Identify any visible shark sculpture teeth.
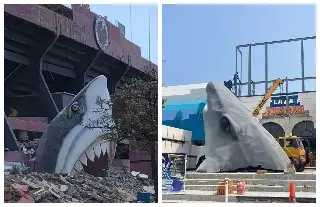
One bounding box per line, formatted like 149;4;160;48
86;148;95;162
94;144;102;158
74;161;83;172
79;154;88;166
101;142;107;155
71;140;109;173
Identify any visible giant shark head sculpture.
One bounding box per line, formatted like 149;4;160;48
197;82;290;172
35;75;116;174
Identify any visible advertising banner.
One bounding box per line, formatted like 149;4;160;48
162;153;186;192
263;94;309;117
270;94;300;107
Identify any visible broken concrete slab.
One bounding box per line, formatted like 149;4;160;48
138;174;149;179
60;185;68;192
143;186;155;194
11;183;29;192
18;197;33;203
4;171;154;203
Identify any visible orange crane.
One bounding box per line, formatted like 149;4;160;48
251;78;283;117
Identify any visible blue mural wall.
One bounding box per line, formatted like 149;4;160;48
162;99;206;141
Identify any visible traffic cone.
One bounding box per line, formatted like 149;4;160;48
288;182;296;203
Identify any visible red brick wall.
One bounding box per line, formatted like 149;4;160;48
129;141;158;179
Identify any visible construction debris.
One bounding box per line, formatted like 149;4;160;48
284;164;296;174
19;139;40;157
256;170;268;174
4;170;154;203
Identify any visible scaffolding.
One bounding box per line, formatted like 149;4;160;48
234;36;316;97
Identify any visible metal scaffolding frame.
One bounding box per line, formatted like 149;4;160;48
234;36;316;97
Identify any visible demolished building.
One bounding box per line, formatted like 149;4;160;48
4;4;157;178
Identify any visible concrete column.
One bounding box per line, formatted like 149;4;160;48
68;50;101;95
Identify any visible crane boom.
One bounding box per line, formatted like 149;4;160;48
252;78;283;117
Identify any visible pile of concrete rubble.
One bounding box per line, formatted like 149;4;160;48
19;139;40;157
4;169;154;203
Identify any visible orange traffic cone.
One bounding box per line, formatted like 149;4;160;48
289;182;296;203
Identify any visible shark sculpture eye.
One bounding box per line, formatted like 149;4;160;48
220;117;230;132
71;102;80;112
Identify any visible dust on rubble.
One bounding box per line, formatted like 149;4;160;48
4;170;154;203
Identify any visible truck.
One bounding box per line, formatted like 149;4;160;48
276;135;309;172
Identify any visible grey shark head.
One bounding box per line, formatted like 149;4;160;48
35;75;116;174
197;82;290;172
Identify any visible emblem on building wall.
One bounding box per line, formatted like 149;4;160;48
94;15;109;52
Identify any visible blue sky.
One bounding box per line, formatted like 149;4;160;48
65;4;158;65
163;4;316;95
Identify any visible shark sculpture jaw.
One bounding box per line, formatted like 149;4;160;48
196;82;290;173
35;75;116;174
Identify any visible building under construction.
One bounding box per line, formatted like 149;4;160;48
163;36;316;159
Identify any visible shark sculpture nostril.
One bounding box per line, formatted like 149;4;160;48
35;75;117;175
196;82;291;173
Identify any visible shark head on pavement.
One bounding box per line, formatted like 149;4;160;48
35;75;116;174
197;82;290;172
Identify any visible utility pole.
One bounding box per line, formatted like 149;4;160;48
286;77;289;117
148;6;151;72
130;4;132;42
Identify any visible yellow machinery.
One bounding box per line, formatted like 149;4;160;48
276;135;307;172
252;78;283;117
249;78;311;171
300;138;316;167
